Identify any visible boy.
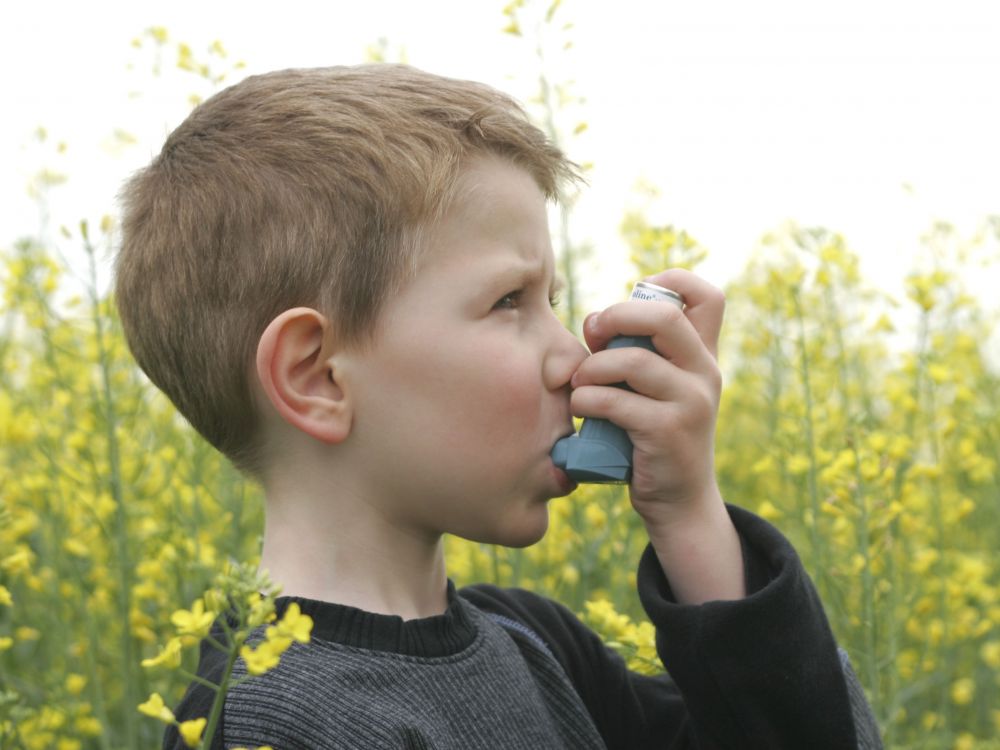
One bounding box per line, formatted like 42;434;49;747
115;64;880;748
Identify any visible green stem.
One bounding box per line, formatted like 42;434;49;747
821;284;880;718
84;232;139;746
791;288;828;582
201;646;240;748
178;669;223;692
913;308;951;731
70;559;115;750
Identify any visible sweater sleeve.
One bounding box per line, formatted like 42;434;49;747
462;503;876;750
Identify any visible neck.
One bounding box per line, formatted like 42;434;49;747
259;480;449;621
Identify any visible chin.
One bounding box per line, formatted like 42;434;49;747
496;507;550;549
460;505;549;549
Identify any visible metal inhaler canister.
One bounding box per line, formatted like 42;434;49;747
550;281;685;483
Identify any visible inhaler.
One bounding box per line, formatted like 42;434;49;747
550;281;686;483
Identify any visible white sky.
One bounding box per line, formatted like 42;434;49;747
2;0;999;318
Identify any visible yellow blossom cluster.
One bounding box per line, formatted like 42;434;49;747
0;234;281;747
715;223;1000;748
137;565;311;747
581;599;659;675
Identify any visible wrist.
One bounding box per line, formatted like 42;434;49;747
635;479;725;533
642;488;746;604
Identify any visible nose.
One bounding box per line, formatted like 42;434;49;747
543;315;589;391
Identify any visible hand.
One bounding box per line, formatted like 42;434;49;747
570;269;725;527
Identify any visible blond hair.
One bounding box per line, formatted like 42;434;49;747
115;64;578;481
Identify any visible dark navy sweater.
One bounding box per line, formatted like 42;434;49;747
164;505;881;748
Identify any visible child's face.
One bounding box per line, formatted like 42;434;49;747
342;155;588;547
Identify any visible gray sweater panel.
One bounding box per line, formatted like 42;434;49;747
223;604;606;749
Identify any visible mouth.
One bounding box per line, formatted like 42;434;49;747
550;461;578;495
546;424;579;493
554;425;577;443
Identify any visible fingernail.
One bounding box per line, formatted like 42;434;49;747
586;313;600;332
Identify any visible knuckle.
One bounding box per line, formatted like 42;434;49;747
694;379;719;417
704;283;726;305
659;303;684;324
624;347;649;371
705;362;723;393
571;385;618;415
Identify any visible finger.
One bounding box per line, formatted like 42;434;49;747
583;299;717;375
570;384;701;438
571;378;718;436
640;269;725;359
570;384;663;433
571;346;690;401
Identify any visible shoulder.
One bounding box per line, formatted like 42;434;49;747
458;583;620;686
459;583;590;646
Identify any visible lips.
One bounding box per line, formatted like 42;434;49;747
549;455;578;494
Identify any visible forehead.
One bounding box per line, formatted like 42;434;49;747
417;156;554;274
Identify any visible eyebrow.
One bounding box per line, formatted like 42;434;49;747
488;264;565;294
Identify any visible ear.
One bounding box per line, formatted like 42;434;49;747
255;307;352;445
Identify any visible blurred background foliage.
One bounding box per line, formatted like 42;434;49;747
2;2;999;748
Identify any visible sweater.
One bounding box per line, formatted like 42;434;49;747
164;505;882;749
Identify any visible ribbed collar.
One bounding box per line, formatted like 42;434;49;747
272;580;479;658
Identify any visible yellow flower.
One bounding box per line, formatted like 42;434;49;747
583;503;607;528
0;637;12;652
240;641;283;676
178;717;207;748
756;501;781;521
911;548;939;575
560;564;580;587
75;715;102;736
786;454;811;476
1;548;32;575
980;641;1000;669
137;692;175;724
247;592;276;628
65;673;87;695
142;637;183;670
583;599;632;640
14;626;39;642
171;599;215;639
0;585;11;606
63;538;90;558
272;602;313;644
951;677;975;706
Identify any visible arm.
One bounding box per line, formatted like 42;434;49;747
638;504;865;748
641;482;745;604
571;269;745;604
565;269;880;746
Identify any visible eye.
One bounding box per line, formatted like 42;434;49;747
492;290;562;311
493;290;523;310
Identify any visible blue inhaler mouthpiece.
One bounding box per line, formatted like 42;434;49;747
551;281;685;484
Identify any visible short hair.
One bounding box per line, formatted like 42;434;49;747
115;64;578;482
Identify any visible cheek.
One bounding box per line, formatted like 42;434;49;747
467;346;542;428
377;332;544;458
